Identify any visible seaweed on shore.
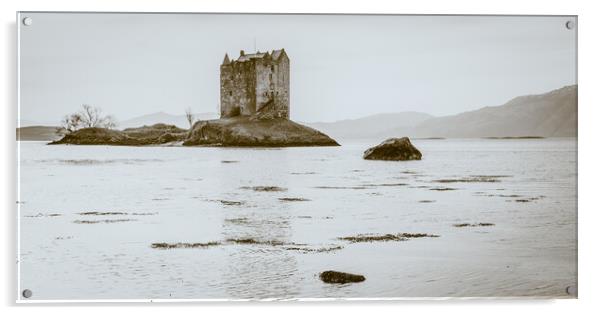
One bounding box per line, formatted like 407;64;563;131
285;245;343;253
151;238;344;253
240;186;287;192
151;241;221;249
24;213;61;218
400;170;419;175
279;197;311;202
399;233;440;238
216;200;246;206
361;183;408;187
78;211;128;216
225;238;286;246
338;232;439;243
429;187;458;191
224;217;250;225
453;223;495;227
514;196;544;202
314;186;371;190
73;219;136;224
433;176;504;183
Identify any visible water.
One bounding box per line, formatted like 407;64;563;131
18;138;577;300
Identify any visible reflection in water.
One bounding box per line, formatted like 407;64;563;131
220;205;300;299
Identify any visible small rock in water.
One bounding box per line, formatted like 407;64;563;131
319;270;365;284
363;137;422;161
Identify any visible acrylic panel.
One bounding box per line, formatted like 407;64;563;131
16;12;577;301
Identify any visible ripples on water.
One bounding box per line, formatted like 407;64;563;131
18;139;577;299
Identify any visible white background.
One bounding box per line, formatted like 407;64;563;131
2;0;601;314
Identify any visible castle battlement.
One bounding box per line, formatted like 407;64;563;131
220;49;290;119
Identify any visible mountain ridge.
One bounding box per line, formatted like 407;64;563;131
308;85;576;139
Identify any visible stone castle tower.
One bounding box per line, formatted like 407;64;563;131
220;49;290;119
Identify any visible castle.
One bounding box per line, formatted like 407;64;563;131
220;49;290;119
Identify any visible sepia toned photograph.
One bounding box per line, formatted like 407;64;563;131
16;12;577;301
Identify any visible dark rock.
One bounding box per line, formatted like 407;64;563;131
363;137;422;161
183;117;339;147
319;270;366;284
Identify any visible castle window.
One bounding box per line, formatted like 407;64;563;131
269;73;273;80
229;91;232;96
271;65;275;71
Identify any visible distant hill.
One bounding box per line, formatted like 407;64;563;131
17;126;65;141
306;112;434;140
308;85;577;139
409;85;577;138
119;112;218;129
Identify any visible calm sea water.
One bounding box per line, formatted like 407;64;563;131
18;138;577;300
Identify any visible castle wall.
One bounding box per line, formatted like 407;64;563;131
273;57;290;119
254;61;272;112
254;55;290;118
220;60;257;117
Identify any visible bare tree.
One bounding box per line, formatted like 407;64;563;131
103;115;118;130
60;104;117;133
60;113;83;133
185;107;195;128
80;104;103;128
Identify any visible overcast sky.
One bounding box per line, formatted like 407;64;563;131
19;13;576;124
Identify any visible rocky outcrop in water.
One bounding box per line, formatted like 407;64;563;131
319;270;366;284
49;124;188;145
49;118;339;147
183;117;339;147
363;137;422;161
